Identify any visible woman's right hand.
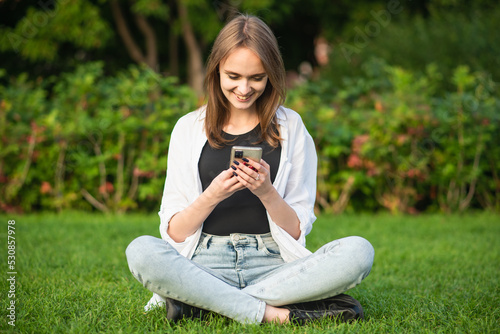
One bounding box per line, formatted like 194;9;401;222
205;168;245;203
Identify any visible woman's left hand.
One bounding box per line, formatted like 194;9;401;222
233;157;301;239
231;158;273;198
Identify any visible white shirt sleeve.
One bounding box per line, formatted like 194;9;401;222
282;110;317;246
269;108;317;255
157;113;202;255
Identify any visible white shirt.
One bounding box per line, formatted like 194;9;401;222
146;105;318;310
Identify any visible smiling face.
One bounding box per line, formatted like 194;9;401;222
219;47;269;114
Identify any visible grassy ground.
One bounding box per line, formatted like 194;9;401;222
0;212;499;333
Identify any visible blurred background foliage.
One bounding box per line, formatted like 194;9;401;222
0;0;498;214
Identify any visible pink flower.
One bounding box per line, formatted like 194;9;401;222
99;182;114;194
347;154;363;169
352;135;370;154
133;167;155;178
40;181;52;194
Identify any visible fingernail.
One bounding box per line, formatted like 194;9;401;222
233;160;240;165
231;165;237;170
232;171;238;177
242;158;249;162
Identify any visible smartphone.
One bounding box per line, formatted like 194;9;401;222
229;146;262;168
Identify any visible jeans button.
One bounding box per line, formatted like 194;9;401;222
233;235;240;241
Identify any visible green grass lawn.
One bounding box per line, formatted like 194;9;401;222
1;212;499;333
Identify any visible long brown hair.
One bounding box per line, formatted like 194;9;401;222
204;14;286;148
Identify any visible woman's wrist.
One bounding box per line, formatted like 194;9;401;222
259;187;301;239
203;184;226;205
257;186;279;205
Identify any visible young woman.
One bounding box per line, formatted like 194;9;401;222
126;14;374;325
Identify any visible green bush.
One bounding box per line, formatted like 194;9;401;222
288;59;500;214
1;59;498;214
0;62;197;213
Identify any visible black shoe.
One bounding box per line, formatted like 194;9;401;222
165;298;209;322
285;293;364;325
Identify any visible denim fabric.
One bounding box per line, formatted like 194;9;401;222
126;232;374;324
190;233;286;289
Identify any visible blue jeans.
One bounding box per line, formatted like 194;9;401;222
126;232;374;324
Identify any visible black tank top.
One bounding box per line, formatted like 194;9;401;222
198;125;281;235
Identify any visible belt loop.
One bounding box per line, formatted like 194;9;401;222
255;235;265;251
201;233;211;249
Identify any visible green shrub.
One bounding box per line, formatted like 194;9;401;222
0;62;197;213
0;69;48;211
1;59;498;214
289;59;500;214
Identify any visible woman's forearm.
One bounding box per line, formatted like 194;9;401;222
167;169;244;242
259;188;300;240
167;191;219;242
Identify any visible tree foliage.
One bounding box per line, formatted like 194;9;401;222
0;0;111;62
1;0;495;86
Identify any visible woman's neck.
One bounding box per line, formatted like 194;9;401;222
223;110;259;135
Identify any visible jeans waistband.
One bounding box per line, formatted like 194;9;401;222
200;232;274;249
